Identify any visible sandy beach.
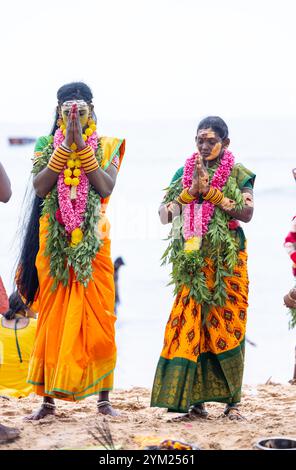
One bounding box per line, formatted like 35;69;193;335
1;383;295;450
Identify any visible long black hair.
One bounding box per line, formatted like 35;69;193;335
3;291;28;320
197;116;229;140
17;82;94;305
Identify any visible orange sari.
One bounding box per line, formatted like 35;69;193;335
27;136;125;401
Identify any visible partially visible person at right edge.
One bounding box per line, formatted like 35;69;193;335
282;171;296;374
151;116;255;420
0;161;20;444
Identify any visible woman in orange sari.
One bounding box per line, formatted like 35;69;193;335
17;82;125;420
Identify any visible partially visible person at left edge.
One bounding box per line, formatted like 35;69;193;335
16;82;125;420
0;161;20;444
0;291;37;398
0;162;11;314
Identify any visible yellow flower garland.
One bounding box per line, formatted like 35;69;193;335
58;119;97;187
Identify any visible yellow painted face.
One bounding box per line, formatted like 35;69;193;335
196;128;223;161
206;142;222;161
61;100;90;128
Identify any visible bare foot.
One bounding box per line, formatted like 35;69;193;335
171;405;209;422
0;424;20;443
97;402;120;417
223;406;246;421
24;404;55;421
190;404;209;418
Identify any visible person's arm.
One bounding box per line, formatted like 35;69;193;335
33;167;59;198
86;164;118;198
159;201;182;225
219;188;254;223
0;162;12;202
33;108;76;198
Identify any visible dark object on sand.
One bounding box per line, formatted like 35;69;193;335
8;137;35;146
0;424;20;444
114;257;125;314
255;437;296;450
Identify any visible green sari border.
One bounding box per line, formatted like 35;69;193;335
152;339;245;410
27;380;44;386
27;368;114;397
43;387;113;401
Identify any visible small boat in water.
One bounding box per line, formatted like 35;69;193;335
8;137;36;145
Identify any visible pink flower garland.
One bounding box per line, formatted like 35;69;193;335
53;128;98;235
57;171;89;234
182;150;235;240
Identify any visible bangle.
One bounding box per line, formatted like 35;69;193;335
203;187;224;205
61;143;71;152
47;146;71;173
203;187;215;200
77;145;99;174
175;188;196;205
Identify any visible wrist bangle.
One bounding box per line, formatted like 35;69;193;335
77;145;99;173
176;188;197;205
203;187;224;205
47;146;71;173
61;143;71;152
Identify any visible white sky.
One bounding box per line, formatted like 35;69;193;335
1;0;296;122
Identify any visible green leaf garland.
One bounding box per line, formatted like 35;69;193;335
32;139;104;289
162;166;244;308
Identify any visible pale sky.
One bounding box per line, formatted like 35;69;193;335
1;0;295;122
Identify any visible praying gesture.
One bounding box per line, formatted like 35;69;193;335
189;154;210;197
63;103;86;151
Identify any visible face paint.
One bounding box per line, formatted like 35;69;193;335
199;130;216;139
196;128;225;162
61;100;90;127
205;142;222;161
